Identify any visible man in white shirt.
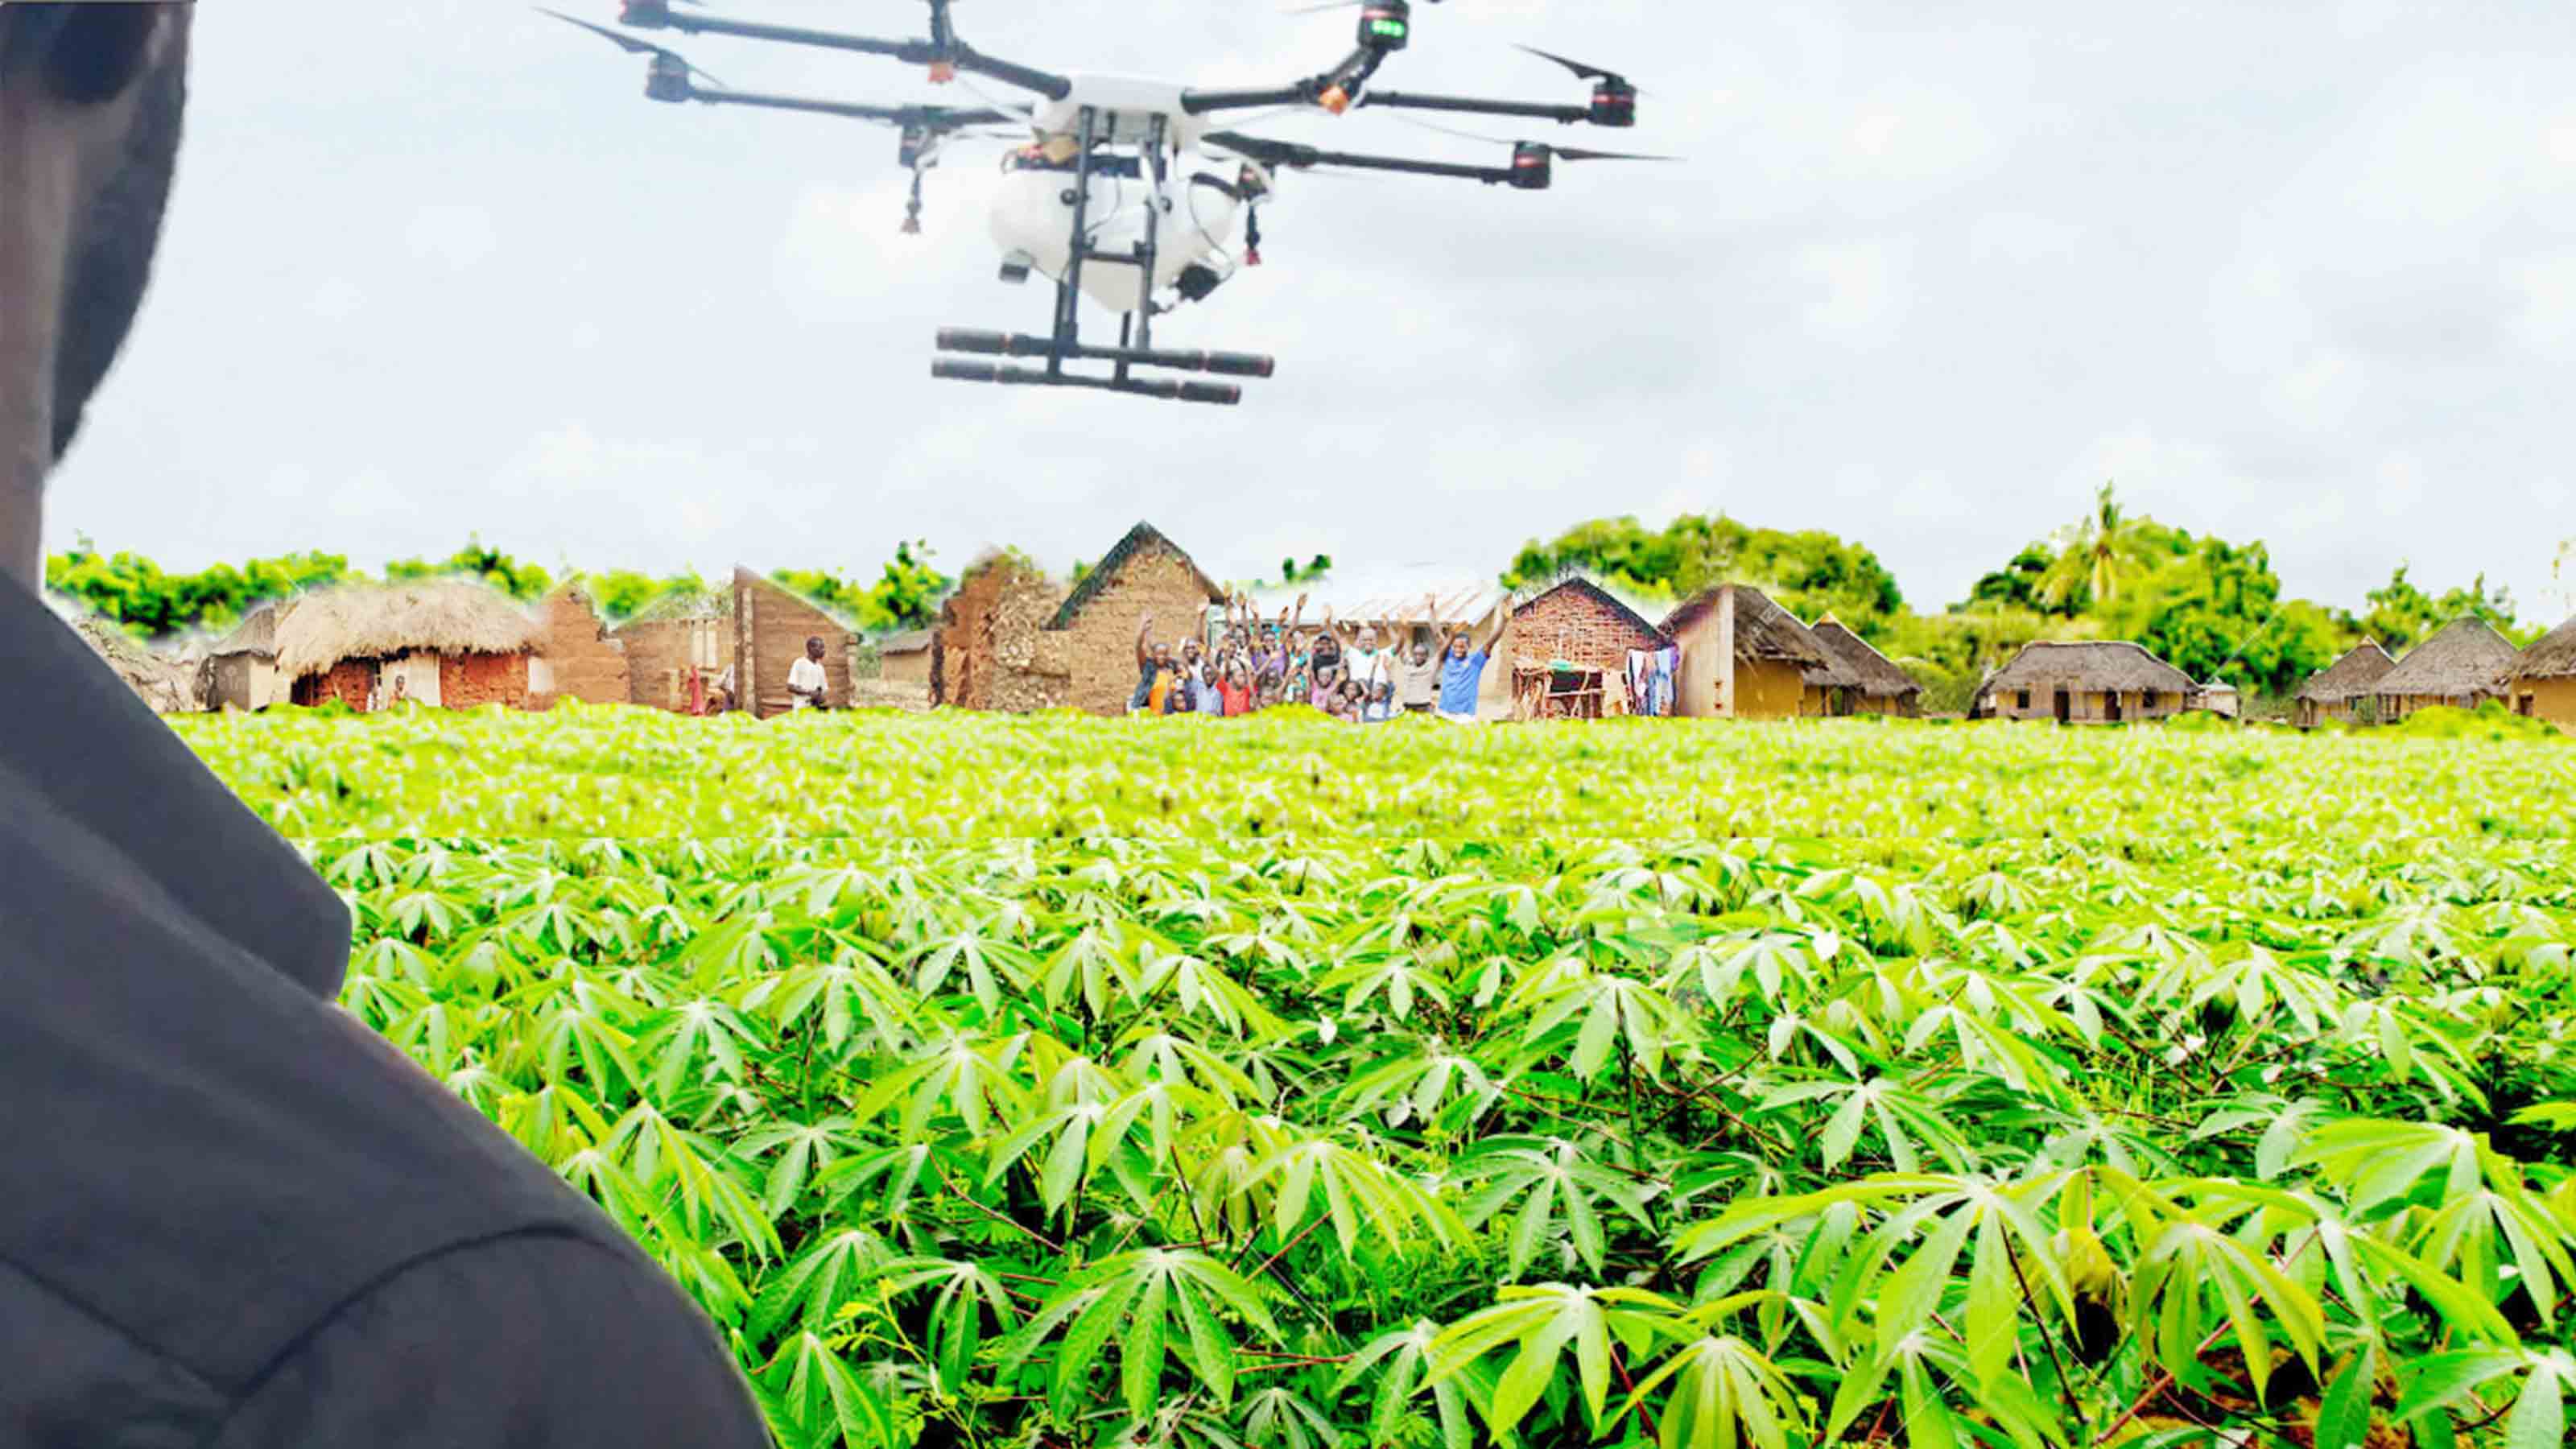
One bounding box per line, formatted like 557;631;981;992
786;636;831;711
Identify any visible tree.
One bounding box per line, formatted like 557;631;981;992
1965;546;2059;616
44;537;353;638
2360;564;2519;652
2102;537;2347;694
2033;481;2168;613
1505;513;1904;622
586;568;711;622
771;542;953;634
385;536;554;601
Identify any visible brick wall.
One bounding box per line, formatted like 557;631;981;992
614;617;724;711
296;659;375;709
440;650;530;709
1046;543;1219;716
1509;584;1665;673
530;584;630;708
733;568;852;717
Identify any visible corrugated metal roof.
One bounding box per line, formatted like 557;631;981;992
1247;564;1509;628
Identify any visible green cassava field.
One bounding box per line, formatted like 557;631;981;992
178;707;2576;1449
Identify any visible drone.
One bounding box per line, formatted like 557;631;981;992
543;0;1670;405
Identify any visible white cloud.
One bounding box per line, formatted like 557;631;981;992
1892;472;1968;522
2374;456;2425;518
1968;212;2083;266
1794;241;1906;344
2268;351;2364;431
403;204;498;271
2510;253;2576;359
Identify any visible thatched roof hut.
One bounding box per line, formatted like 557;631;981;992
1659;584;1833;671
2510;617;2576;681
68;612;198;713
213;581;539;679
2373;617;2520;702
1971;640;2194;723
1810;617;1922;705
2295;639;2397;704
1978;640;2193;696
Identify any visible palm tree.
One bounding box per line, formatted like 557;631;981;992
2037;481;2157;612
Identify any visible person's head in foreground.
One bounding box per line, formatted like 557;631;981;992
1447;630;1474;660
1;4;189;584
0;9;775;1440
805;636;824;662
1154;642;1174;669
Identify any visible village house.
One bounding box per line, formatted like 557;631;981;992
1808;617;1922;717
1657;584;1836;720
2503;617;2576;729
1038;522;1227;716
526;579;631;708
1971;640;2194;724
204;581;538;712
932;549;1068;712
2186;681;2242;720
730;567;861;718
877;629;932;687
68;611;199;714
1503;576;1672;720
2293;640;2396;729
2370;617;2522;724
612;587;730;712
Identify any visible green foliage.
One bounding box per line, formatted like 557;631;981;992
588;568;713;622
2363;564;2526;651
386;535;555;601
44;535;353;638
774;542;955;634
1503;514;1904;622
172;709;2576;1449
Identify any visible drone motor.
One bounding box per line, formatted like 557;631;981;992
1358;2;1410;54
1508;141;1551;190
1589;78;1636;128
645;52;690;102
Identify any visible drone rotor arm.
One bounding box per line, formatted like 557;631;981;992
1203;131;1509;184
1353;91;1588;124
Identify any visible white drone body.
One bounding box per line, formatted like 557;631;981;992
549;0;1659;404
988;76;1258;315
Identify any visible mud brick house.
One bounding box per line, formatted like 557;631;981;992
731;566;861;718
1970;640;2194;724
526;580;631;708
932;550;1069;712
2293;641;2397;729
1809;617;1922;717
2370;616;2523;724
877;629;932;686
204;582;538;712
1504;577;1671;720
613;588;731;712
1038;522;1226;716
2504;617;2576;729
1657;584;1837;720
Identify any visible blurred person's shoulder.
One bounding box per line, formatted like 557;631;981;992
0;591;766;1446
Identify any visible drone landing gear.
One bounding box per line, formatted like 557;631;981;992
930;103;1274;406
933;328;1272;404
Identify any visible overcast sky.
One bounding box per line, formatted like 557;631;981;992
39;0;2576;619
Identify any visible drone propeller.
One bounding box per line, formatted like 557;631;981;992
1546;145;1674;163
1384;114;1675;163
1514;43;1631;85
536;7;726;87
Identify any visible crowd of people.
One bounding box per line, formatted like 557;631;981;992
1129;592;1509;722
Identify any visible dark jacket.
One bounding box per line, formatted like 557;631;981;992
0;580;772;1447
